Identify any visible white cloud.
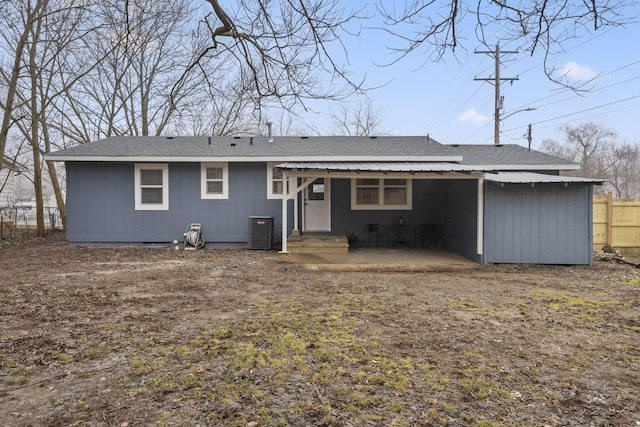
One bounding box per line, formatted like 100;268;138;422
558;61;598;81
456;109;490;125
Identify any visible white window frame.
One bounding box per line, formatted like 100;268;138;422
135;163;169;211
201;162;229;199
351;178;412;210
267;162;287;199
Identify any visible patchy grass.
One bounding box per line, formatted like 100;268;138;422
1;243;640;426
532;288;621;310
625;277;640;286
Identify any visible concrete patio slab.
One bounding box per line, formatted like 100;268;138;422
279;247;479;272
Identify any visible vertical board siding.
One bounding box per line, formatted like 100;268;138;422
443;180;478;261
331;178;444;247
484;183;592;265
66;162;287;245
66;161;594;264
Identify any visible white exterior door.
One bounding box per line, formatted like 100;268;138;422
304;178;331;231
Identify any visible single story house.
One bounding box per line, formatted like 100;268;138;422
45;135;602;264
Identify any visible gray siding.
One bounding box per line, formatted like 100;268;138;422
483;182;593;265
329;178;445;247
443;180;479;261
329;178;479;259
66;162;289;246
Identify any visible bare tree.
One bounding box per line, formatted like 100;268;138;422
331;98;386;136
541;122;617;176
179;74;261;136
261;110;323;136
180;0;368;112
55;0;203;143
1;0;636;237
561;122;617;177
0;0;48;169
597;143;640;198
540;122;640;197
377;0;635;86
173;0;638;125
8;0;94;235
540;138;573;161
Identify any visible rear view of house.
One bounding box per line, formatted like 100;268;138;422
46;135;602;265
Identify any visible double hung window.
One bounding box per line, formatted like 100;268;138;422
351;178;412;210
267;162;287;199
135;163;169;210
201;163;229;199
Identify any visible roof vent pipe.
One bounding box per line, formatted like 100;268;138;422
266;121;273;142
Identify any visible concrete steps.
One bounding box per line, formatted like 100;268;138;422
286;235;349;254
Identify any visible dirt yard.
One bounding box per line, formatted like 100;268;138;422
1;234;639;427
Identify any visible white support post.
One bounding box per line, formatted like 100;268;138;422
477;178;484;258
281;173;290;253
281;194;288;253
280;175;317;253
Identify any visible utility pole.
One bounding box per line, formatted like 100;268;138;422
526;124;532;150
474;43;518;145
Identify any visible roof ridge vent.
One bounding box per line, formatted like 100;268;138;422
369;136;378;139
300;136;309;139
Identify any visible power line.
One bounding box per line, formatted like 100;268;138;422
510;62;640;113
474;43;519;145
420;9;638;142
530;104;640;135
496;26;634;114
503;94;640;133
423;57;493;135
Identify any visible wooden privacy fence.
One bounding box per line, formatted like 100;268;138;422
593;193;640;254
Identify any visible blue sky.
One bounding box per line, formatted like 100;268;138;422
300;3;640;149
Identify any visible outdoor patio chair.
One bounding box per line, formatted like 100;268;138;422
414;223;445;247
366;223;390;248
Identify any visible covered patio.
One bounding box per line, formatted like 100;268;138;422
277;161;486;263
275;161;600;265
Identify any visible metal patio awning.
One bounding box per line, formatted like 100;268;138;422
276;161;479;173
277;163;603;184
484;172;604;184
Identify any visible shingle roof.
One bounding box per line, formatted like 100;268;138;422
45;136;579;170
46;135;457;160
444;144;575;167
